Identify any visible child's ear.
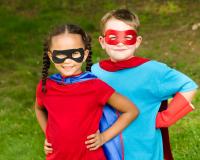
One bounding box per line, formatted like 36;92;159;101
47;51;53;62
98;36;106;49
83;49;89;62
135;36;142;49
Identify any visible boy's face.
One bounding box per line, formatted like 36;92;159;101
99;18;142;62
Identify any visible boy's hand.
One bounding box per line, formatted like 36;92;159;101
85;130;105;151
44;139;53;155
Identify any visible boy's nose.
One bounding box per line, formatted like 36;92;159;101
117;42;125;46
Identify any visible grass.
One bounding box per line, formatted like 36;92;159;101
0;0;199;159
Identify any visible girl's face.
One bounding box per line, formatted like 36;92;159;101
48;33;88;77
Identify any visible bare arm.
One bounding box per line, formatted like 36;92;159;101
86;92;139;150
101;92;139;143
180;90;196;104
34;100;48;133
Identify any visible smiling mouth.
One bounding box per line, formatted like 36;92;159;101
113;49;127;51
62;66;73;70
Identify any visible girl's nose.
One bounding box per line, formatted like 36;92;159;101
63;58;73;63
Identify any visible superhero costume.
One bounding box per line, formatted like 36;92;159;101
91;57;198;160
36;72;115;160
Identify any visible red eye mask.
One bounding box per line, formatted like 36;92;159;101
104;29;137;45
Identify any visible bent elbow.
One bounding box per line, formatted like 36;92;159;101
131;107;140;120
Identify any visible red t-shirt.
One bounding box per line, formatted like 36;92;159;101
36;78;115;160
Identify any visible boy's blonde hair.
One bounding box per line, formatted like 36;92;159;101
100;9;140;35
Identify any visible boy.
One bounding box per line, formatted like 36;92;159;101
91;9;197;160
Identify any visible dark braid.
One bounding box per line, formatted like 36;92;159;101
85;33;93;71
41;24;93;92
41;41;50;93
41;25;66;93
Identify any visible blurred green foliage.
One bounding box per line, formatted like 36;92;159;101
0;0;200;159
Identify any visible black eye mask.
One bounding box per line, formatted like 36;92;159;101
51;48;85;63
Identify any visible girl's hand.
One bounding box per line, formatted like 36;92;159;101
44;139;53;155
85;130;105;151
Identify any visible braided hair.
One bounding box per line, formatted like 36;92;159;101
41;24;93;92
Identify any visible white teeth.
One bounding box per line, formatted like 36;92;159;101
62;66;73;67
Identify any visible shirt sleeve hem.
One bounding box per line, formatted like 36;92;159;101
101;89;115;105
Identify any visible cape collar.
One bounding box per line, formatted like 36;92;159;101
99;56;150;72
49;71;97;85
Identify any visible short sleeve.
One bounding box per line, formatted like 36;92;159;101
36;80;44;107
95;79;115;105
158;64;198;100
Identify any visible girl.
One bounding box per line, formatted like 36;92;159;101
35;24;139;160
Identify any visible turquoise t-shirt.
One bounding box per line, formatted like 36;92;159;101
92;60;198;160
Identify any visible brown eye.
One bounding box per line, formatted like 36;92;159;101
72;51;81;58
125;35;133;40
55;54;67;59
109;35;117;40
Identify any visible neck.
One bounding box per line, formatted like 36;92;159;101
110;55;135;62
61;71;83;78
